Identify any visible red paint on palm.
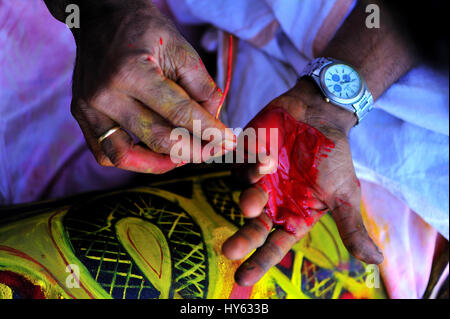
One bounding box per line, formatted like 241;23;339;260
246;107;334;234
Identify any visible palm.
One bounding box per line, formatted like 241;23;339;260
223;92;382;287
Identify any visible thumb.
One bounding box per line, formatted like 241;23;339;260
331;190;384;265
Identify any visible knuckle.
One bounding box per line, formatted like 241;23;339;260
147;132;170;153
264;241;284;263
89;89;110;109
246;223;266;247
341;229;361;244
167;101;193;127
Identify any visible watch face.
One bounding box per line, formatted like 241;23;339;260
321;63;363;102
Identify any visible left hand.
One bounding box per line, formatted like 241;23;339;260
222;78;383;286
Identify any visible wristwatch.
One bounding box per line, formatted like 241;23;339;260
299;57;374;124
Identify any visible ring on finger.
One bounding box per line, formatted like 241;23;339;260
97;126;121;144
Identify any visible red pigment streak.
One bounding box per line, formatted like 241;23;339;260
127;228;164;279
159;37;163;45
0;270;46;299
246;107;335;235
0;245;76;299
258;215;271;231
48;211;95;299
215;34;233;119
336;197;352;208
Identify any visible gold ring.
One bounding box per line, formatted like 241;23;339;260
97;126;121;144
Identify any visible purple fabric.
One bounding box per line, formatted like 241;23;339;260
0;0;133;205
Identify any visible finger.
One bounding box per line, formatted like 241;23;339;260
103;130;179;174
234;229;297;286
232;134;279;185
90;91;185;157
78;101;178;174
174;49;223;116
234;210;324;286
71;100;113;167
239;185;268;218
128;59;235;147
332;193;384;265
222;212;273;261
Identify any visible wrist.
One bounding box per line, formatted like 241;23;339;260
283;78;357;135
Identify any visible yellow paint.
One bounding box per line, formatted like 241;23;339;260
0;172;387;299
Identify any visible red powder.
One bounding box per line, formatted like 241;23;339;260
216;34;233;119
159;37;163;45
245;107;335;235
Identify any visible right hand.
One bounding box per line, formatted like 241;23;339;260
70;0;231;173
223;80;383;286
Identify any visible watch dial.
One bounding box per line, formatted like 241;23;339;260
323;64;362;100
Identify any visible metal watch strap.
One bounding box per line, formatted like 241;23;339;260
300;57;374;124
353;89;374;123
301;57;333;78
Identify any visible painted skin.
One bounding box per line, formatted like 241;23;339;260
223;80;383;287
250;107;335;236
47;0;232;173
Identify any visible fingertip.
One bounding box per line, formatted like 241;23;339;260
373;252;384;265
222;235;248;261
346;237;384;265
234;273;253;287
239;187;268;218
368;244;384;265
234;260;263;287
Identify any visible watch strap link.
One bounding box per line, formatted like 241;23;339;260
353;89;374;123
300;57;374;125
301;57;333;78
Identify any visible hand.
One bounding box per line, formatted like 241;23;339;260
222;78;383;286
69;1;230;173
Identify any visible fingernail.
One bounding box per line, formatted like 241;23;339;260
222;139;236;152
224;128;237;151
